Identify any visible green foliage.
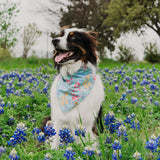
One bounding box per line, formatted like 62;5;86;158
22;23;42;58
116;44;135;63
0;47;11;61
0;0;20;49
105;0;160;38
144;42;160;63
59;0;115;54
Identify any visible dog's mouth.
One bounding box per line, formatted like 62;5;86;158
54;49;74;63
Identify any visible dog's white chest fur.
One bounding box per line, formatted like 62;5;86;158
50;61;104;148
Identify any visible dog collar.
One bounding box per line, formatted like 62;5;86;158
57;66;96;113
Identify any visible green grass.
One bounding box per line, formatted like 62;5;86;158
0;57;160;160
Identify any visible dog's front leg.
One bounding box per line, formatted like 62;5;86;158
51;122;60;149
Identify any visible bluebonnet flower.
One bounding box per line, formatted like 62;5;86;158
47;103;51;108
154;101;159;107
75;124;86;137
59;126;75;145
133;151;143;160
131;113;135;118
44;121;56;137
82;146;95;156
44;153;53;160
7;116;15;126
64;147;75;160
104;111;118;133
25;104;30;108
124;115;132;124
131;97;138;104
0;107;4;115
105;136;112;145
132;80;137;86
116;125;128;141
13;102;17;107
150;84;157;90
7;123;27;146
115;84;119;92
9;148;20;160
32;127;41;136
131;119;140;130
110;104;114;108
111;150;118;160
36;132;45;142
112;140;122;150
0;101;5;107
0;146;6;157
120;93;126;101
104;111;115;126
145;134;159;152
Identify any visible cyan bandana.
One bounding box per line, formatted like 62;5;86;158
57;66;96;113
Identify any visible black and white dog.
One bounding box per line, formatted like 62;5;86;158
50;28;104;148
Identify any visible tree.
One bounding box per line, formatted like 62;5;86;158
104;0;160;38
22;23;42;58
0;0;20;49
59;0;115;55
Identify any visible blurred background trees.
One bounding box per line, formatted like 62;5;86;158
0;0;160;63
22;23;42;58
0;0;20;49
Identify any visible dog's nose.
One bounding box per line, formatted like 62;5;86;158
52;38;60;46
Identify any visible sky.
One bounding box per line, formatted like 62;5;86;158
13;0;160;60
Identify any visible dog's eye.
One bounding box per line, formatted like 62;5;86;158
70;36;76;40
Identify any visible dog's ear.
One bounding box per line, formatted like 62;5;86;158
87;31;98;40
61;25;70;30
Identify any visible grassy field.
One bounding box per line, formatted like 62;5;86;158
0;58;160;160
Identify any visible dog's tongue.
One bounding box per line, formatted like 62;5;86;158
55;52;70;63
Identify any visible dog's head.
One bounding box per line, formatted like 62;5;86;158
52;28;98;70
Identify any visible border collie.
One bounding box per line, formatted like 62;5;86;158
50;28;104;148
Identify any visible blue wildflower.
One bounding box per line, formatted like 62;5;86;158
115;84;119;92
32;127;41;136
59;126;75;145
36;132;45;142
104;111;115;126
131;97;138;104
7;123;27;147
9;148;20;160
44;121;56;137
75;124;86;137
64;147;75;160
7;116;15;126
82;146;95;156
0;146;6;157
131;119;140;130
124;115;132;124
145;134;158;152
111;150;118;160
0;107;4;115
112;140;121;150
116;125;128;141
154;101;159;107
105;136;112;145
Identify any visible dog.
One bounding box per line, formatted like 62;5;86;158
50;28;104;148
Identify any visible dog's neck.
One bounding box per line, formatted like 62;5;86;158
59;60;96;78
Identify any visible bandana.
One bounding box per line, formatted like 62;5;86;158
57;66;96;113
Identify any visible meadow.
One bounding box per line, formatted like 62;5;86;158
0;57;160;160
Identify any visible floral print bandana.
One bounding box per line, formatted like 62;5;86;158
57;66;96;113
